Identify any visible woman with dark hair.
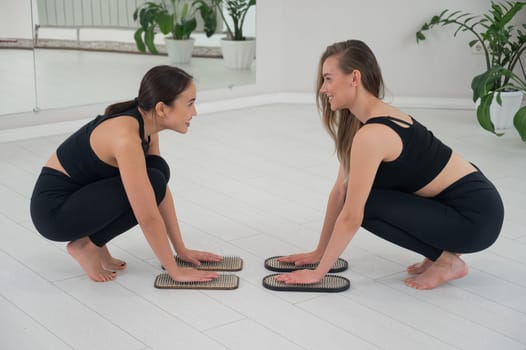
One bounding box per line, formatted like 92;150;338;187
30;65;220;283
276;40;504;290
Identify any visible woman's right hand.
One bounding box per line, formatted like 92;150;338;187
277;251;322;266
169;267;219;282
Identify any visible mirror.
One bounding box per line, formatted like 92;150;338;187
0;0;256;116
0;0;37;115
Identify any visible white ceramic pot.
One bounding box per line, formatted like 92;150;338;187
164;37;195;65
220;38;256;70
489;90;524;133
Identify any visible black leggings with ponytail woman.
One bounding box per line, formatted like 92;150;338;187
31;154;169;246
30;65;221;283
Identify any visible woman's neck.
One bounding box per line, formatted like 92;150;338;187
349;92;384;123
138;108;160;137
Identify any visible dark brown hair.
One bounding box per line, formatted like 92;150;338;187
104;65;194;115
316;40;384;178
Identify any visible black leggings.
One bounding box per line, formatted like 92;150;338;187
362;171;504;261
30;155;170;247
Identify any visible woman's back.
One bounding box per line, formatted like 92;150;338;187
52;108;148;184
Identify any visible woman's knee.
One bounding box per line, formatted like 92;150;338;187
147;168;168;204
457;222;502;254
146;155;170;182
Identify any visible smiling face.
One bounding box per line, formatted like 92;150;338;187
319;55;358;111
157;81;197;134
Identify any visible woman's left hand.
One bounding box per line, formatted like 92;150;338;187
177;249;222;266
274;269;324;284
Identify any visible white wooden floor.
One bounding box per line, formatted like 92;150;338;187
1;104;525;350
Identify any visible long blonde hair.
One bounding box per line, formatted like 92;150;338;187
316;40;384;178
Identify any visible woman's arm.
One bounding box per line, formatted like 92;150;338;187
113;125;217;281
278;165;347;265
314;165;348;256
158;187;222;264
276;125;387;284
147;133;221;265
145;134;187;251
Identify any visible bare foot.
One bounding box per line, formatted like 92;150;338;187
100;245;127;271
405;252;468;290
67;238;116;282
406;258;433;275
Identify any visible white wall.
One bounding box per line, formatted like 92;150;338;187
2;0;524;102
256;0;524;100
0;0;33;38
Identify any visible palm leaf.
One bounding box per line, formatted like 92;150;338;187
476;93;496;134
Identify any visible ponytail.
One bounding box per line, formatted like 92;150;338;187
103;65;193;116
104;99;137;116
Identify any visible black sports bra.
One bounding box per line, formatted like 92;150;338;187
365;116;452;192
56;107;150;185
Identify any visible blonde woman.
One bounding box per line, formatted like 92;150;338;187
277;40;504;290
31;66;220;283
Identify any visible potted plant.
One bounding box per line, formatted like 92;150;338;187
134;0;198;65
416;1;526;141
194;0;256;69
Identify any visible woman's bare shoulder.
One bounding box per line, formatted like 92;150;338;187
91;115;142;154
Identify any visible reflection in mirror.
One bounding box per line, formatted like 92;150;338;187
1;0;255;115
32;0;256;110
0;0;37;115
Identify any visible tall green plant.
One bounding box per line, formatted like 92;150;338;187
416;1;526;140
134;0;197;54
194;0;256;40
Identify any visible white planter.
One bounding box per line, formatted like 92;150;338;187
490;90;524;133
220;38;256;70
164;37;195;65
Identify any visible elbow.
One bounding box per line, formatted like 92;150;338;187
137;212;163;231
337;213;363;233
330;185;347;204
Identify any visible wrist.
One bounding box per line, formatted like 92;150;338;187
313;248;324;259
165;262;181;276
175;245;187;255
313;268;326;280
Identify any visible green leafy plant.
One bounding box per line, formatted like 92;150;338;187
134;0;197;54
193;0;256;41
416;1;526;140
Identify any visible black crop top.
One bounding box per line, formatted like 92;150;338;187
366;116;452;193
56;107;150;185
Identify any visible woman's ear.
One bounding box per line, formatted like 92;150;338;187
351;69;361;87
154;101;167;119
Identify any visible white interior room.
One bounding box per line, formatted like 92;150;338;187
1;1;525;349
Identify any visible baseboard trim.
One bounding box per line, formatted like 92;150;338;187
0;93;475;142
